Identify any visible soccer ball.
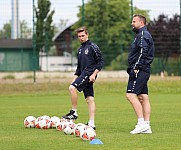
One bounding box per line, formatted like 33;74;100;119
56;119;68;131
35;116;51;129
50;116;60;128
63;122;75;135
73;123;86;137
35;116;43;129
41;115;51;120
80;126;96;141
24;116;36;128
38;118;51;129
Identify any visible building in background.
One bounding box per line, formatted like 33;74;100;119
53;24;74;56
40;23;78;72
0;39;39;71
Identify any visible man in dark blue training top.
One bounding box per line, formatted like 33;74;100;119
126;14;154;134
62;26;104;130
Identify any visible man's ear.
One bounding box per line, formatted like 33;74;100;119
140;21;144;27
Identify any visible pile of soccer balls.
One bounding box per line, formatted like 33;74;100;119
24;115;96;141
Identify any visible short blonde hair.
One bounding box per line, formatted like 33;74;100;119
75;26;88;34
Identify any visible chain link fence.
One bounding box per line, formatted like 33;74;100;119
0;0;180;76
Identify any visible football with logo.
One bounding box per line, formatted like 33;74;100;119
63;122;75;135
80;126;96;140
24;116;36;128
38;118;51;129
35;116;51;129
74;123;86;137
56;119;68;131
35;116;43;129
50;116;60;128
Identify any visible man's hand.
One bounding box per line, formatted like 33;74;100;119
89;74;96;82
89;69;100;83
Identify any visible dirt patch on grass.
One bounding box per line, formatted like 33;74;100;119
0;75;180;84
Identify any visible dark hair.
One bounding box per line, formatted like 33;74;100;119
75;26;88;34
133;14;146;25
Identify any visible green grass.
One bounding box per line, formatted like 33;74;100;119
0;78;181;150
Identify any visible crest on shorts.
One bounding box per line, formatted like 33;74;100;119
84;48;89;55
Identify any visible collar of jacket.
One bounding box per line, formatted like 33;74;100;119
81;40;91;46
136;26;147;34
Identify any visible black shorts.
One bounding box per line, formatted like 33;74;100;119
71;74;94;98
126;70;150;95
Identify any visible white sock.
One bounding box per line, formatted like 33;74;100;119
72;109;78;116
88;120;95;127
145;121;150;126
137;118;144;125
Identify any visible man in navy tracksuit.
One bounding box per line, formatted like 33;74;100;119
126;15;154;134
62;26;104;130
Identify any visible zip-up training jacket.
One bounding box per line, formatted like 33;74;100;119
127;26;154;74
75;40;104;76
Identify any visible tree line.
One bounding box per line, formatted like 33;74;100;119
0;0;180;74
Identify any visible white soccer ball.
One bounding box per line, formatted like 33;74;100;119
38;118;51;129
41;115;51;120
80;126;96;141
56;119;68;131
50;116;60;128
35;116;43;129
74;123;86;137
63;122;75;135
24;116;36;128
34;116;51;129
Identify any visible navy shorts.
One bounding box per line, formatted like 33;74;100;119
126;70;150;95
71;74;94;98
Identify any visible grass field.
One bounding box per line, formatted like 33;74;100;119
0;77;181;150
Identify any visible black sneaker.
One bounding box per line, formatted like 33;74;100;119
62;110;78;120
86;123;96;130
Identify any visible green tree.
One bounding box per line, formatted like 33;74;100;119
0;22;11;38
20;20;32;39
105;52;128;70
72;0;149;67
35;0;55;52
133;7;150;22
147;14;180;75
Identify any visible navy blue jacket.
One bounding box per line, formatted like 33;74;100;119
127;26;154;73
75;40;104;76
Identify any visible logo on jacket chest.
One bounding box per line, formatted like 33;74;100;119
84;48;89;55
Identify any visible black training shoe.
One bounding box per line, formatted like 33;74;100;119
62;110;78;120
